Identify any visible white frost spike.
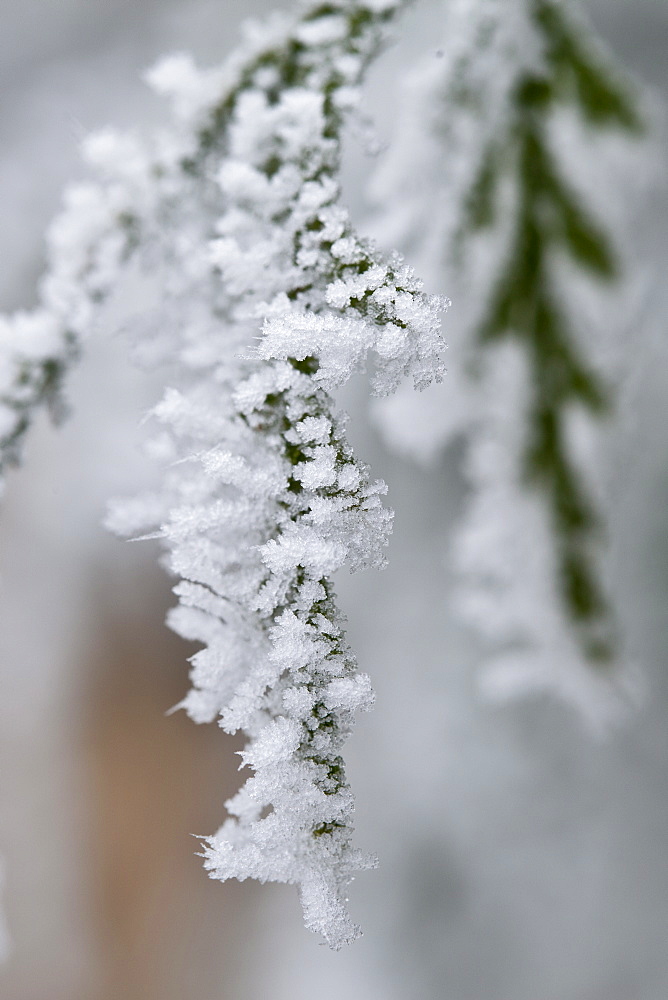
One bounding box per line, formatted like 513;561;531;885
239;718;302;769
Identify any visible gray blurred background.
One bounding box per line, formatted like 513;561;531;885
0;1;667;998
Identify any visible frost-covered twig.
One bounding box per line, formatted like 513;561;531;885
1;0;443;947
372;0;645;727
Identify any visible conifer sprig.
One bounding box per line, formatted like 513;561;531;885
0;0;444;946
468;0;642;666
371;0;645;722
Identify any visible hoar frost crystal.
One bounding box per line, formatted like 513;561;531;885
0;0;444;947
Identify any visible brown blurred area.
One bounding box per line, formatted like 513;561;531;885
0;533;267;998
79;563;255;1000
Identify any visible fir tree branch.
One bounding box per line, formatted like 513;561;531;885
371;0;646;723
1;0;444;946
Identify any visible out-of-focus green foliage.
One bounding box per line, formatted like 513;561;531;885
463;0;642;664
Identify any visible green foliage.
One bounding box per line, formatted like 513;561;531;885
465;0;642;662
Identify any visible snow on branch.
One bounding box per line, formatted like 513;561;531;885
1;0;444;947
